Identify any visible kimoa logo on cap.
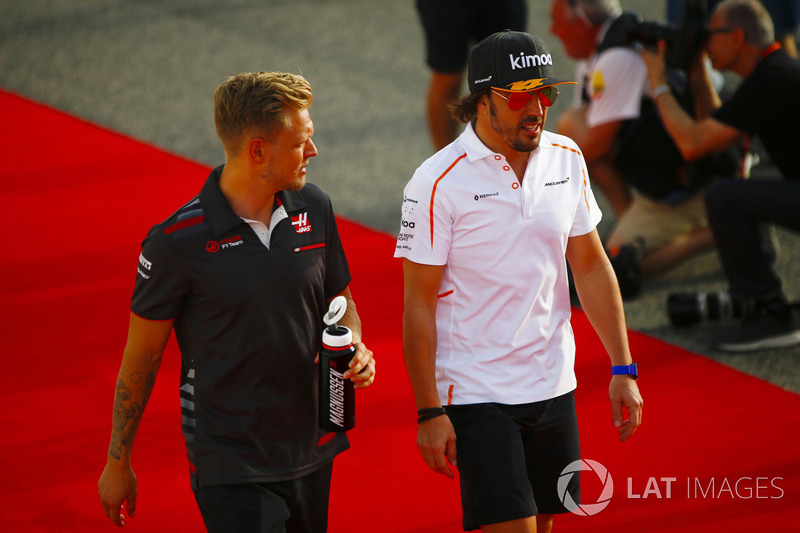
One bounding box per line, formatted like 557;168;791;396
509;52;552;70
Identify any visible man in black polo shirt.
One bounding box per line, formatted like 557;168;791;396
643;0;800;351
98;71;376;532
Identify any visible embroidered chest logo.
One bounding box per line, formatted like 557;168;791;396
206;234;243;253
291;212;312;234
545;176;570;187
474;192;500;201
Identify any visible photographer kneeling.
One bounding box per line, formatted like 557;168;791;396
551;0;740;299
643;0;800;351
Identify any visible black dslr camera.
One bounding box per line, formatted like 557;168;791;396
623;0;709;70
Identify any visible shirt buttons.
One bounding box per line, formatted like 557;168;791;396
512;182;520;189
494;155;502;160
503;165;510;171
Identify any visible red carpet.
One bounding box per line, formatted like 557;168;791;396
1;88;799;532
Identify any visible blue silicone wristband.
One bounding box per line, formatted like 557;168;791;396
612;363;638;379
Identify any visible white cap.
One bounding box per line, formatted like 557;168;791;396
322;325;352;348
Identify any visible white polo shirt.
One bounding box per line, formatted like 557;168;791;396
395;124;602;406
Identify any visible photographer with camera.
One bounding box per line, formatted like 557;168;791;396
643;0;800;351
550;0;740;299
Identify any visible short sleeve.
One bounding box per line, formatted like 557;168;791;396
322;196;351;299
131;226;190;320
569;152;603;237
394;170;453;266
712;75;766;135
586;48;648;127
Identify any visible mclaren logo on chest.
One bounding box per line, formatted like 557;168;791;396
291;212;312;233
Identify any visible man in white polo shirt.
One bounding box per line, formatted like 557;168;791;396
396;31;643;532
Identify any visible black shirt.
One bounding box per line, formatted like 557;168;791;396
131;165;351;487
713;46;800;180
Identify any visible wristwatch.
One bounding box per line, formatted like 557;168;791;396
653;84;671;98
612;363;638;380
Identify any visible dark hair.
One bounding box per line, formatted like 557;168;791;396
449;89;490;124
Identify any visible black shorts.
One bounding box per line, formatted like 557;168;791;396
416;0;528;73
193;462;333;533
445;391;581;531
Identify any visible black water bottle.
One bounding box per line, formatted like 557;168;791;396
319;296;356;432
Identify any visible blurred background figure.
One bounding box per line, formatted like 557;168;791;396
643;0;800;351
550;0;741;298
416;0;528;151
668;0;799;57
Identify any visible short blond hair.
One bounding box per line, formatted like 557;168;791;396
214;71;313;154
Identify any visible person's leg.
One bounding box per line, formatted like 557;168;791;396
426;71;464;150
519;392;580;524
194;483;289;533
285;463;333;533
704;179;800;300
606;191;712;284
480;516;537;532
416;0;470;150
639;226;715;277
705;178;800;350
446;403;538;531
635;189;714;277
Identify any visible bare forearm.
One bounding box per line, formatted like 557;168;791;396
339;296;362;344
403;306;441;409
689;64;722;120
573;264;632;366
107;352;161;461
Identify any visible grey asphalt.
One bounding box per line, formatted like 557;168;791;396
2;0;797;392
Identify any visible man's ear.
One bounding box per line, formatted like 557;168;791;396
731;27;746;49
476;93;490;118
248;137;266;163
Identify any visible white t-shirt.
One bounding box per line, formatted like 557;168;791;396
395;124;602;406
578;26;650;128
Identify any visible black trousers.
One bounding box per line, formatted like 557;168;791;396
705;178;800;301
194;463;333;533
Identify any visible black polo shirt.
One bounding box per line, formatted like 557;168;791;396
131;165;351;488
713;46;800;180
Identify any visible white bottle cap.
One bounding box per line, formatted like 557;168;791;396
324;296;347;327
322;326;352;349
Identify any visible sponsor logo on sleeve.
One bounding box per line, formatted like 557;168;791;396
137;253;152;279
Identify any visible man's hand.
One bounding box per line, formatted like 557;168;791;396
417;414;457;479
98;459;137;527
641;39;670;89
609;375;643;442
346;342;375;389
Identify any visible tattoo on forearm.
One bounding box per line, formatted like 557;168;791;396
107;370;156;460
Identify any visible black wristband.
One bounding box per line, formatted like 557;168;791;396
417;407;447;424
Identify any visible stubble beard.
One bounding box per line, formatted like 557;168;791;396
488;99;543;153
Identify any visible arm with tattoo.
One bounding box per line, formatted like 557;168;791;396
98;314;173;526
108;366;158;460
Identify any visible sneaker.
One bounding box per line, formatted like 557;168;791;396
716;307;800;352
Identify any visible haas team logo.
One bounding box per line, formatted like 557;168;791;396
291;212;312;234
